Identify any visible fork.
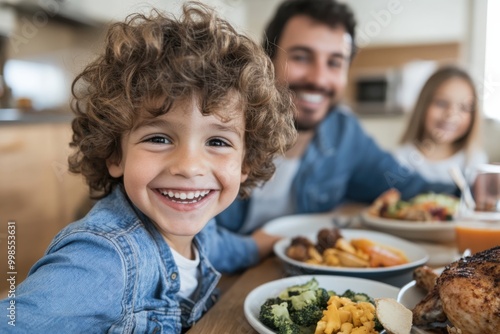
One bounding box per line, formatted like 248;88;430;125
332;216;352;229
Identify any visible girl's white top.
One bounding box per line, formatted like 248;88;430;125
394;143;488;184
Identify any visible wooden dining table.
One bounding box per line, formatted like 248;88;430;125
186;256;287;333
186;204;459;333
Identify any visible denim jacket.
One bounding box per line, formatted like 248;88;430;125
216;105;457;234
0;187;256;333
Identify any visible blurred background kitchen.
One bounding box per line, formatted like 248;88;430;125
1;0;499;293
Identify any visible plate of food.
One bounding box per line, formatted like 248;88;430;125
360;189;459;242
398;246;500;333
273;225;429;279
244;275;402;334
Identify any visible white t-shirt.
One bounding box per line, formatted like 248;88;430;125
239;157;300;234
170;245;200;300
394;143;488;184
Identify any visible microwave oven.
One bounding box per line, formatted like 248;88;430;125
354;69;402;115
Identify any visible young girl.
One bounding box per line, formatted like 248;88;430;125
0;3;296;333
395;65;488;185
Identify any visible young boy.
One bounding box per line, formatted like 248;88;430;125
0;2;296;333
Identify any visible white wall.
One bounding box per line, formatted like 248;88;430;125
243;0;468;45
348;0;468;47
72;0;248;32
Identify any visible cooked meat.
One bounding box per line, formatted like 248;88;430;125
367;188;401;216
413;285;448;326
414;265;439;292
399;208;433;221
412;246;500;334
286;237;314;261
316;228;342;253
290;236;314;248
438;246;500;334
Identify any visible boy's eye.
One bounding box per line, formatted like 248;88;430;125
145;136;171;144
207;138;230;147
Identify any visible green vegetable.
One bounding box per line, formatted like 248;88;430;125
278;278;319;299
259;278;329;333
411;193;459;212
287;288;329;327
341;289;374;304
259;301;301;334
259;280;382;334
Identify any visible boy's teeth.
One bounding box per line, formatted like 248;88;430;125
159;189;209;202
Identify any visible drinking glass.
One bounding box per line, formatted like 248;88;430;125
454;163;500;254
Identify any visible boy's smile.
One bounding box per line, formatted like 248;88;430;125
107;95;248;254
158;189;211;204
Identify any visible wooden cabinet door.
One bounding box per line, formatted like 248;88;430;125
0;123;88;291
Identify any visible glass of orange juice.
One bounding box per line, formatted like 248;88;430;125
454;164;500;254
455;220;500;254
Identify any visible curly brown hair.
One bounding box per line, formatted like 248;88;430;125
69;1;296;199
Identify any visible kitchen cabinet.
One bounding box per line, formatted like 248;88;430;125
0;121;88;293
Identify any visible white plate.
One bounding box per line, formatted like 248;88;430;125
397;267;444;310
263;212;339;238
273;227;429;279
360;210;456;242
244;275;399;334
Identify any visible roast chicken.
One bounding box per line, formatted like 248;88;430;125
412;246;500;334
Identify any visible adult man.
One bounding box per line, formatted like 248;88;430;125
215;0;456;251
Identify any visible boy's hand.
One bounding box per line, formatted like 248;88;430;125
251;229;282;260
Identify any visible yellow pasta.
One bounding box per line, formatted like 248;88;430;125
315;296;378;334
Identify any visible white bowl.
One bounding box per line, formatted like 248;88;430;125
245;275;399;334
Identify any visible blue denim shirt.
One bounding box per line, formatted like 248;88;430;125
216;105;457;234
0;187;257;333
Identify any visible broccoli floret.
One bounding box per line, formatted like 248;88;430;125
315;288;330;307
290;304;323;327
288;288;329;310
277;322;302;334
262;296;286;307
278;278;319;299
260;279;329;333
287;288;329;327
341;289;374;304
259;302;300;334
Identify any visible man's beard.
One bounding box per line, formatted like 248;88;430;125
294;111;320;131
289;83;336;131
